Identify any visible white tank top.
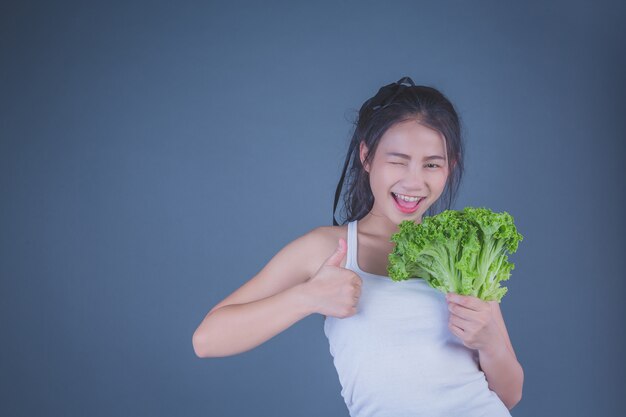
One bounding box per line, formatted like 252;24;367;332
323;220;512;417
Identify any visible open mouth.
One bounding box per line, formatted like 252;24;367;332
391;192;425;213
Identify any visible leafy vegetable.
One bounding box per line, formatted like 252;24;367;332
387;207;523;302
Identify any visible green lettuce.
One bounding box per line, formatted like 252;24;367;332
387;207;523;302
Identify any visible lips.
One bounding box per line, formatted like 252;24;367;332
391;192;425;214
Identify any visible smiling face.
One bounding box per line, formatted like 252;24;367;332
359;118;450;229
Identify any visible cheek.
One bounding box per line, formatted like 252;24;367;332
370;174;389;197
430;172;449;192
370;165;395;188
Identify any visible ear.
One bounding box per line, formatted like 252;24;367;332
359;141;370;173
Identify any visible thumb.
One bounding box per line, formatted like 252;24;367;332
323;238;347;267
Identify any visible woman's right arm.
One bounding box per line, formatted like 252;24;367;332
192;228;360;358
192;282;314;358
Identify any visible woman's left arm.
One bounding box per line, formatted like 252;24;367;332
446;294;524;410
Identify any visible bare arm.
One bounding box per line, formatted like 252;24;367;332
192;227;354;358
479;339;524;410
192;283;313;357
192;228;320;358
479;301;524;410
192;227;359;359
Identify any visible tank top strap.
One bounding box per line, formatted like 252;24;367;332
346;220;358;270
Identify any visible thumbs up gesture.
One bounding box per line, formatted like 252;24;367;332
304;238;363;318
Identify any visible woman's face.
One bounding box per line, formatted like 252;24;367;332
360;119;450;224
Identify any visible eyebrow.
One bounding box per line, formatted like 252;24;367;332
385;152;446;161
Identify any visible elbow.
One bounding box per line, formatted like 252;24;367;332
506;368;524;410
193;308;224;358
506;392;522;411
192;330;210;358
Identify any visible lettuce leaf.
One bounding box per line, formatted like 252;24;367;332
387;207;523;302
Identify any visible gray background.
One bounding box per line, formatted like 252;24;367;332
1;1;625;416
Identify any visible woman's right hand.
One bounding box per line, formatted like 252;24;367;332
303;238;362;318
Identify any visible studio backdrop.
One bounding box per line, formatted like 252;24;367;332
1;1;625;416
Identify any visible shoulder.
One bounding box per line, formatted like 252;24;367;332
263;224;349;278
309;224;349;269
312;224;348;244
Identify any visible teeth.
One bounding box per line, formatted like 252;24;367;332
393;192;422;202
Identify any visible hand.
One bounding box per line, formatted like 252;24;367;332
445;292;503;352
303;238;363;318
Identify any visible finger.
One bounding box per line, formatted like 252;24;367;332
324;238;347;267
446;293;482;312
448;322;464;337
449;312;472;329
448;302;482;321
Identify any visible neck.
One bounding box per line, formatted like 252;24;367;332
358;212;406;241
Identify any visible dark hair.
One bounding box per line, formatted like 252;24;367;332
332;76;464;226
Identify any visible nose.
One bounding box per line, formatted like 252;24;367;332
402;165;427;190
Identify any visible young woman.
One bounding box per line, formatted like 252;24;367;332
193;77;524;416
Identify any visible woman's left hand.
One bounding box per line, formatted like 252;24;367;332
445;292;503;352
